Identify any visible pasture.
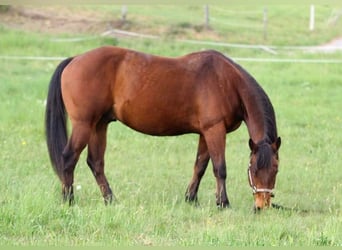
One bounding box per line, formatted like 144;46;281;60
0;4;341;246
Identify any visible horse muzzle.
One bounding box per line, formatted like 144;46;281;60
253;191;273;211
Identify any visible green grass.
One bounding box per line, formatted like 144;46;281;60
0;4;341;246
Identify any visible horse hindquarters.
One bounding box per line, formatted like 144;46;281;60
47;56;114;205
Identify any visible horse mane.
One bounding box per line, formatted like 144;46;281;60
224;56;278;143
256;141;273;170
221;54;278;170
255;85;278;144
243;70;278;170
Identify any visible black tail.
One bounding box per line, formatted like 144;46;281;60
45;57;73;181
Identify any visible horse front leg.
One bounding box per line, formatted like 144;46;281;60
203;122;230;208
185;135;210;205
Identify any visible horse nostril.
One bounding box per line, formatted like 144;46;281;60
253;206;262;213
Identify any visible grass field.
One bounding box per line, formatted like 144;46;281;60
0;4;341;246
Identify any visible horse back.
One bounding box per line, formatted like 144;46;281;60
61;46;244;135
113;48;243;135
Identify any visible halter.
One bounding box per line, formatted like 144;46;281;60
248;163;274;197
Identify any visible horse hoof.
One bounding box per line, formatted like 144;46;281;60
62;195;74;206
62;193;74;206
217;201;230;209
185;193;198;203
104;193;115;205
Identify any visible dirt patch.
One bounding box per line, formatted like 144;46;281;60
0;6;221;40
0;6;117;35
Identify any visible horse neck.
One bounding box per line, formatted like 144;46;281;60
238;74;277;144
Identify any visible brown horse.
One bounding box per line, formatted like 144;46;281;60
45;46;281;210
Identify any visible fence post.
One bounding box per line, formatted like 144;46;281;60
309;5;315;31
263;7;268;41
121;5;127;22
204;4;209;29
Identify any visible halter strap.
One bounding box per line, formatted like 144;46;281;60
248;164;274;196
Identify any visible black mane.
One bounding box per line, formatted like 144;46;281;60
256;141;273;170
227;56;278;144
223;55;278;169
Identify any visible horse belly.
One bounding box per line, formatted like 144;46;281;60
113;97;199;136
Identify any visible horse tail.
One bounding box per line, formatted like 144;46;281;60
45;57;73;181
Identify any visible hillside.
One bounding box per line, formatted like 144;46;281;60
1;5;342;46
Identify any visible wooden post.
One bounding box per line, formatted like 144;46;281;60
309;5;315;31
121;5;127;22
263;7;268;41
204;4;209;29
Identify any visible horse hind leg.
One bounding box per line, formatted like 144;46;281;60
62;122;92;205
87;121;113;205
185;135;210;205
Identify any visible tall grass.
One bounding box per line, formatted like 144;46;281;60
0;5;341;246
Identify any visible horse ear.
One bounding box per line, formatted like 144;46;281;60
249;138;257;152
276;137;281;149
272;137;281;152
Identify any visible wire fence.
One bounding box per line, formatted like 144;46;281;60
2;54;342;64
1;28;342;64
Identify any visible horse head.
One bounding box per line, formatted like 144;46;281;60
248;137;281;211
